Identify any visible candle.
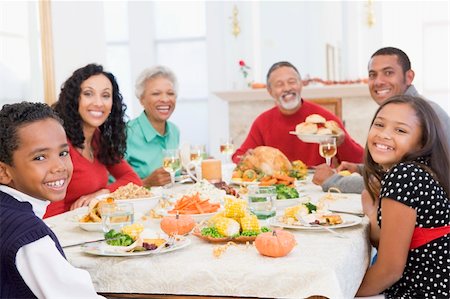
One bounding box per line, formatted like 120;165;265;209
201;159;222;183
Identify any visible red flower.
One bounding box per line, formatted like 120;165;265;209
239;60;246;66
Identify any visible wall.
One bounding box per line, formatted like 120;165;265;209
51;1;107;94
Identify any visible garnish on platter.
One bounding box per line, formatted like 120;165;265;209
231;146;307;185
192;196;271;243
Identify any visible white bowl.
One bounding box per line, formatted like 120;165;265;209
96;194;161;214
115;196;160;214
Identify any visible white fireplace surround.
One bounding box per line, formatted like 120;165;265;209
214;83;378;149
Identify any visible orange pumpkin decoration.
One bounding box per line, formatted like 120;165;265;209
254;229;296;257
160;213;195;236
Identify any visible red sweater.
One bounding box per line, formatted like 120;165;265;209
232;100;364;167
45;142;142;217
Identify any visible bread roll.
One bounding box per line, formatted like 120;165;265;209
317;127;333;135
296;122;318;134
305;114;326;124
324;120;342;134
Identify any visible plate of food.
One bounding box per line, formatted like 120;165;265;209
82;235;191;257
191;226;271;243
290;114;343;144
269;212;362;230
97;183;160;213
74;200;142;232
289;132;339;144
269;201;362;230
163;193;222;222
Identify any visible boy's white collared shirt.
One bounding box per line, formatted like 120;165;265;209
0;185;104;298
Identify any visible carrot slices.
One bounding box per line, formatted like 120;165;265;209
168;193;220;214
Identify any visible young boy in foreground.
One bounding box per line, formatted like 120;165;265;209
0;102;103;298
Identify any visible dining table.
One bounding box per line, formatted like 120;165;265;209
44;177;371;299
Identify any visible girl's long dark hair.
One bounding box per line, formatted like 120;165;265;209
364;95;450;202
53;63;127;165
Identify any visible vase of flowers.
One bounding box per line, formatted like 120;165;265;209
237;60;253;89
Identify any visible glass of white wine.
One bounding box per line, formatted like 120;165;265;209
162;149;181;186
319;137;337;167
219;137;234;163
190;144;206;163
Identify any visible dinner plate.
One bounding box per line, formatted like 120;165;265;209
289;131;338;144
81;237;191;257
268;213;362;230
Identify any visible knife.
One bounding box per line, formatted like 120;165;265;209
329;210;365;217
62;238;105;248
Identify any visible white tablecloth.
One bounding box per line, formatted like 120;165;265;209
45;182;370;299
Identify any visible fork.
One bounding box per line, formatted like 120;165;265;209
297;217;347;239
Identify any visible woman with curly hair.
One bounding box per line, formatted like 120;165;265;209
45;64;141;217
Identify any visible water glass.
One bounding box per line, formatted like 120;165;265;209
101;202;134;233
247;185;276;220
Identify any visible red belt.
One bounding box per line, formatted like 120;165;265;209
410;226;450;249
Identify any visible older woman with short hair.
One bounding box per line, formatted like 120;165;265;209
125;65;180;187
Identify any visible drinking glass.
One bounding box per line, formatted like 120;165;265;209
190;144;206;163
162;149;181;186
101;202;134;234
219;137;234;163
247;185;277;220
319;137;337;166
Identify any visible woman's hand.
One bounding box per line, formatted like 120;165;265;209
70;189;110;210
142;167;171;187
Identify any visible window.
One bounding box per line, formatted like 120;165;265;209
154;1;208;146
0;1;42;105
103;1;133;118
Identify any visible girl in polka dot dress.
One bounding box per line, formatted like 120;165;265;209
356;95;449;298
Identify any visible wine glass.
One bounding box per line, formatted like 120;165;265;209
219;137;234;163
162;149;181;186
319;137;337;167
190;144;206;163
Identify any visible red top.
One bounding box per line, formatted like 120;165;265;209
45;138;142;218
232;100;364;167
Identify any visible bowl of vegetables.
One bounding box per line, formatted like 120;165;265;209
274;184;301;208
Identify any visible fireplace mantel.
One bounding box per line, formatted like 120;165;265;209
214;84;377;148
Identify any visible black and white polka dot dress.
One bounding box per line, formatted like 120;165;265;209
377;162;449;298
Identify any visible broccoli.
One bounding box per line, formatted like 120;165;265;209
275;184;299;199
104;229;134;246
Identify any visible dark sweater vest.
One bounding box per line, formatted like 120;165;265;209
0;191;65;298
